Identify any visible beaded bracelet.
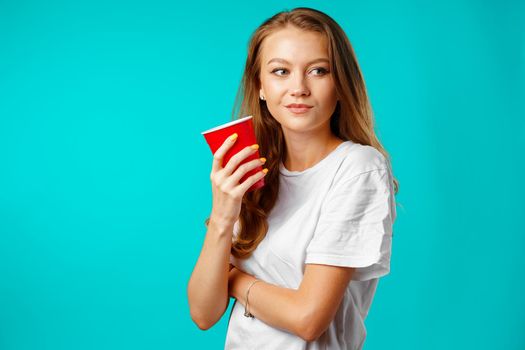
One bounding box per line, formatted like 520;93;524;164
244;279;262;318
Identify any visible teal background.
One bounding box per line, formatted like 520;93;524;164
1;1;524;349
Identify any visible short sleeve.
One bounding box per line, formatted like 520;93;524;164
305;167;396;281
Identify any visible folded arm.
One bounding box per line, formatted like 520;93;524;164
228;264;354;341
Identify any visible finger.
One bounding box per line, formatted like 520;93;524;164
212;133;238;172
237;168;268;194
227;157;266;186
223;144;259;176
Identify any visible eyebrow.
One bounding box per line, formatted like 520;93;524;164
267;58;330;65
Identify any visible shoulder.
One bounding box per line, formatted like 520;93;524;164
336;142;389;181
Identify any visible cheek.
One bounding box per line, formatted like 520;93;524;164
262;76;337;104
265;81;286;99
316;82;337;104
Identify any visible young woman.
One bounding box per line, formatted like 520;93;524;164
188;7;399;350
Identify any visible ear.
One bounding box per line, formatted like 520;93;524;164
259;88;266;100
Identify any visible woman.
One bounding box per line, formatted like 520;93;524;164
188;7;399;350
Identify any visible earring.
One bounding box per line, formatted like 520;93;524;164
260;95;265;101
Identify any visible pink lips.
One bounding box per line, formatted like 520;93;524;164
285;103;313;114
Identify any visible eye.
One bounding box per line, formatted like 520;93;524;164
271;68;288;76
270;67;330;76
311;67;329;75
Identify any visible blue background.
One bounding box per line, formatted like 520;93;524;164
1;1;524;349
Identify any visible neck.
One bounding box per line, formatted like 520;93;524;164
282;133;344;172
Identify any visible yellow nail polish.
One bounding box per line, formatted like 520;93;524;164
251;144;259;150
262;168;268;174
229;133;238;141
259;157;266;163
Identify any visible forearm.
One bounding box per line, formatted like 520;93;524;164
230;270;306;338
187;219;233;329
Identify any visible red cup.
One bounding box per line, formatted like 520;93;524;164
201;115;265;193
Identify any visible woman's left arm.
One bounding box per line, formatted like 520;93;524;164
228;264;354;342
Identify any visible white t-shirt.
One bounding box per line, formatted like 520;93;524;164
225;140;397;350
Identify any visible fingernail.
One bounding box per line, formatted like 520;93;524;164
262;168;268;174
259;157;266;164
251;144;259;150
229;133;238;142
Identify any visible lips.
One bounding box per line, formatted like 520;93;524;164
285;103;313;114
285;103;313;108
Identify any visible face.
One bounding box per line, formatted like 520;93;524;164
258;26;338;137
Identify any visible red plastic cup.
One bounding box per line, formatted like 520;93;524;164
201;115;265;193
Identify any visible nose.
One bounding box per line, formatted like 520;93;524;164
289;72;310;97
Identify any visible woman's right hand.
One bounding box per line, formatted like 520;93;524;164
209;133;268;229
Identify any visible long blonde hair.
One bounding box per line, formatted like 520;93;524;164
207;7;399;259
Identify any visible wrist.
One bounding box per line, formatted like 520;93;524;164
243;277;262;318
240;274;258;303
208;216;234;237
230;268;249;301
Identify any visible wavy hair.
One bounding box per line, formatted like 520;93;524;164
206;7;399;259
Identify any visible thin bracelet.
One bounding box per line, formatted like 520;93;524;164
244;279;262;318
